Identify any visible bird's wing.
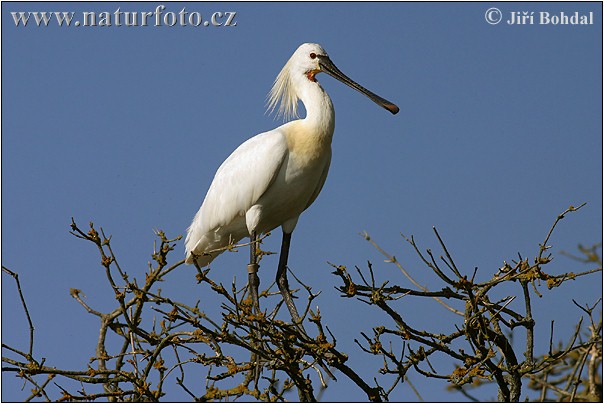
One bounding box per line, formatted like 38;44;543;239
185;129;288;257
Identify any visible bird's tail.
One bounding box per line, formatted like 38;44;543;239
184;233;220;267
185;229;246;268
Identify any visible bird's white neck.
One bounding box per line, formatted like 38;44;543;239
298;80;335;139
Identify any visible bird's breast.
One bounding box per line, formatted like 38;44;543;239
284;120;333;166
282;122;333;187
250;124;333;233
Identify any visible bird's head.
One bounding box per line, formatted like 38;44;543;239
268;43;399;120
289;43;329;83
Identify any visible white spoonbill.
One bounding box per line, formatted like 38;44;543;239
185;43;398;322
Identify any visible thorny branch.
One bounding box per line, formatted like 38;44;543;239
332;204;602;401
2;220;375;402
2;204;601;402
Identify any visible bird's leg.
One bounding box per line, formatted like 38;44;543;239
247;231;260;314
276;231;303;325
247;231;262;386
277;232;337;383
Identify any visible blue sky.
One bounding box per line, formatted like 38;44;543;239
2;1;602;401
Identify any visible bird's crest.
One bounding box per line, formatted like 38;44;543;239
267;55;300;121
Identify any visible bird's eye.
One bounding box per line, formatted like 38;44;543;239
309;52;317;59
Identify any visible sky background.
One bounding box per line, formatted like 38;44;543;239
2;1;602;401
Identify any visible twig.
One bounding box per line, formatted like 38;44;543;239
2;266;35;358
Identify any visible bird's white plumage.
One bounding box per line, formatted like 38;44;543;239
185;130;289;265
186;42;396;267
185;118;333;266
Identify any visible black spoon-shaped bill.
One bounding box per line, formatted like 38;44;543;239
318;55;399;115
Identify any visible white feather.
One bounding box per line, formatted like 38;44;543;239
185;130;288;265
267;53;301;121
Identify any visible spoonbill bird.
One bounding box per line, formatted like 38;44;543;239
185;43;398;322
